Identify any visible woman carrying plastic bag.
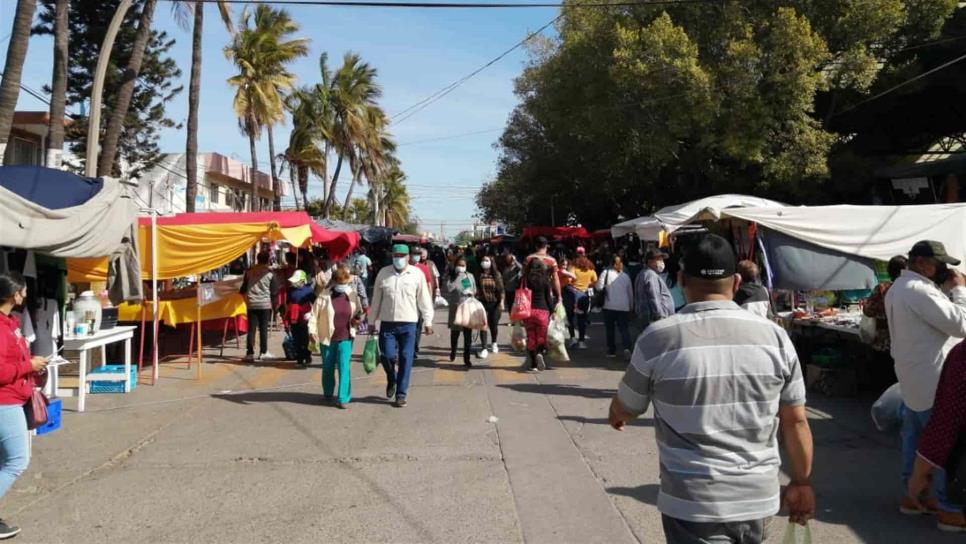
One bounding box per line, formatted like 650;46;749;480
445;258;479;367
520;258;555;371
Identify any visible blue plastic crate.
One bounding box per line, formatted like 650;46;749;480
36;398;61;436
89;365;137;394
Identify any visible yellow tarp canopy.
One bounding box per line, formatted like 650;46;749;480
68;221;312;282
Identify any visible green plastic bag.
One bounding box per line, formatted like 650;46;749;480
363;336;379;374
781;522;811;544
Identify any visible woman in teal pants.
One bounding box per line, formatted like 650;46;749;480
309;266;361;409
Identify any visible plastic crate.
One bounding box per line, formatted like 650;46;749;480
36;399;62;436
89;365;137;394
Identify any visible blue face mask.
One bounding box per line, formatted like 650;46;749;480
411;255;421;263
393;257;408;270
333;284;351;294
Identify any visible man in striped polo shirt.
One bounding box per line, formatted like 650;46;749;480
609;234;815;543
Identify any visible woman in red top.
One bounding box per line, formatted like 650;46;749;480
0;273;48;540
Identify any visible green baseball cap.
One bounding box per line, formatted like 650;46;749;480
910;240;961;266
392;244;410;255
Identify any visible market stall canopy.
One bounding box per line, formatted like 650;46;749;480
392;234;426;244
317;219;396;245
610;216;664;240
68;211;359;281
723;204;966;270
0;166;138;258
520;226;591;241
654;194;786;233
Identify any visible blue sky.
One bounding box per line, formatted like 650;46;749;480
2;3;558;236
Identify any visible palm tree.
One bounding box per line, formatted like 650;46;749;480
45;0;68;168
173;0;233;212
97;0;159;176
0;0;37;163
379;165;411;228
342;107;394;211
321;52;382;217
284;84;330;211
225;4;308;211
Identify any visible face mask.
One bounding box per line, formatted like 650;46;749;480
411;255;421;263
481;261;491;270
456;266;467;274
393;257;408;270
655;261;666;274
333;284;351;294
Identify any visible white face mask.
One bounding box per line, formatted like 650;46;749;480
481;260;491;270
393;257;408;270
455;266;467;274
411;255;421;263
655;261;666;273
333;284;351;294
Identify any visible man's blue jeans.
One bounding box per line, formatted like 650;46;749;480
379;322;418;400
0;405;29;500
901;406;958;511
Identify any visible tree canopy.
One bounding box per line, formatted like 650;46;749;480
477;1;963;231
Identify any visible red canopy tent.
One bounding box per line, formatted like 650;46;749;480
520;226;592;241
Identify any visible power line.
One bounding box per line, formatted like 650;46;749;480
391;15;560;124
834;50;966;117
397;127;503;146
180;0;717;8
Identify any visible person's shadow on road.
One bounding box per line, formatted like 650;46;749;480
607;484;659;505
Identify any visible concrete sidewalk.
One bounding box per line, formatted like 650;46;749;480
4;315;961;543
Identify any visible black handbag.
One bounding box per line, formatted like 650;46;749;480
593;270;609;308
947;434;966;504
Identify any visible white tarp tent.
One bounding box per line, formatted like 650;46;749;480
723;204;966;270
610;194;785;240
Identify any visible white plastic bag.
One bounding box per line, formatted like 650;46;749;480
781;522;812;544
871;383;905;432
547;314;570;362
454;298;488;330
858;315;877;344
511;322;526;352
435;295;449;309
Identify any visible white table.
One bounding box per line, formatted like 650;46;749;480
61;326;136;412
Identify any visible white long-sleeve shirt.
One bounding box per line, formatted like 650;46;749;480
885;269;966;411
596;269;634;312
369;264;434;326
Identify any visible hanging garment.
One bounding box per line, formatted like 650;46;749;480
31;298;61;358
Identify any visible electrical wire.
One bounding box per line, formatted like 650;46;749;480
176;0;718;8
391;15;560;124
397;127;503;146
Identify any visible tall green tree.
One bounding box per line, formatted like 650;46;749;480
35;0;183;177
0;0;38;163
479;1;961;231
173;0;233;212
378;165;411;228
224;4;308;211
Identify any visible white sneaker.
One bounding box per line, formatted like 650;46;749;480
623;349;632;359
578;341;588;350
258;351;276;361
479;349;489;359
536;354;546;371
492;343;499;353
243;354;255;362
568;339;579;348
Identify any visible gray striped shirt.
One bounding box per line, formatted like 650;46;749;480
616;300;805;523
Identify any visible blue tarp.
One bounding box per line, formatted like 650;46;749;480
0;166;103;210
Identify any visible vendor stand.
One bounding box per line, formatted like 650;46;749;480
68;211;359;384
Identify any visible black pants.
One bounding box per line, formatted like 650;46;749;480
246;308;272;356
480;301;501;347
290;321;311;365
450;328;472;364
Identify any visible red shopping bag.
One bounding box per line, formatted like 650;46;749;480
510;285;532;321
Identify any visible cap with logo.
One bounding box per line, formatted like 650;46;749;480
909;240;961;266
288;270;308;285
681;234;737;280
391;244;410;255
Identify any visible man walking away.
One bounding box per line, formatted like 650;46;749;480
634;248;674;330
885;240;966;528
734;260;772;318
241;252;279;362
370;244;434;407
609;234;815;544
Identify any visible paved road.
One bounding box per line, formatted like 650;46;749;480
5;315;962;543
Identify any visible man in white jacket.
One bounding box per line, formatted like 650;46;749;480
369;244;434;408
885;240;966;529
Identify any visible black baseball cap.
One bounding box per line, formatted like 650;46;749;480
645;248;669;261
681;234;737;280
909;240;961;266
